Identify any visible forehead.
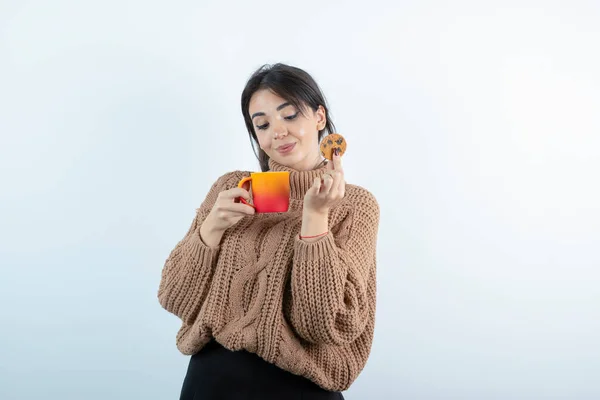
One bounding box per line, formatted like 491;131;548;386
248;89;288;113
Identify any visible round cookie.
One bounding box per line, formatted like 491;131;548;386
319;133;347;160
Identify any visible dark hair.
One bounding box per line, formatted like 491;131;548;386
241;63;337;172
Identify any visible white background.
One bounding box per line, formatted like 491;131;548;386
1;0;599;399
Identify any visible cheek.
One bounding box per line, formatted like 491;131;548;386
256;133;271;150
294;126;319;149
295;120;315;138
297;123;312;137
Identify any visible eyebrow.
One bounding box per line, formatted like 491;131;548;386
251;102;292;120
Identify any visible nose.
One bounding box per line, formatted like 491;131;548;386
271;120;288;139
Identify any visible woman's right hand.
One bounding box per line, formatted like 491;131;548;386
200;187;255;247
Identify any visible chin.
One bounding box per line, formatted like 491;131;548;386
271;150;301;162
273;156;293;167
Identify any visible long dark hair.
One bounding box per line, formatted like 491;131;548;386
241;63;337;172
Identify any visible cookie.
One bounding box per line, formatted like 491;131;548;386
319;133;347;160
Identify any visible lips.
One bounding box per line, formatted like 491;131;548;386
277;143;296;153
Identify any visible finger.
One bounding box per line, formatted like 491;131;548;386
224;187;251;201
332;148;343;171
334;172;346;197
219;202;256;215
322;173;335;194
326;158;334;172
310;176;321;194
330;171;341;194
325;171;338;197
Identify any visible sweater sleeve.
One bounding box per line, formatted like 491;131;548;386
289;190;380;346
157;171;238;324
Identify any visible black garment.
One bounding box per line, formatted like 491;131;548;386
180;339;345;400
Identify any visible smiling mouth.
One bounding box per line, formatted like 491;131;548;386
277;143;296;152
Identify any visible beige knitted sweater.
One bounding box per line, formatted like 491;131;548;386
157;158;380;391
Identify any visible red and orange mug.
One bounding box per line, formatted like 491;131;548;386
237;171;291;213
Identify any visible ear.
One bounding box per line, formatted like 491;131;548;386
315;105;327;130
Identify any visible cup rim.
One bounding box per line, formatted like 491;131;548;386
252;171;290;175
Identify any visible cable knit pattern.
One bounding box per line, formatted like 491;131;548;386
158;158;380;391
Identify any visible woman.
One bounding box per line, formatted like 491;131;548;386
158;63;380;399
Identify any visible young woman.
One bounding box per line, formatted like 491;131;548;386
158;63;380;399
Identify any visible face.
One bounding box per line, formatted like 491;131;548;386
248;89;326;171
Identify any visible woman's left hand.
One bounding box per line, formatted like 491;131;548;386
303;149;346;215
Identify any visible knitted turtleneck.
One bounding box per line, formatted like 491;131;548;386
158;159;380;392
267;157;328;199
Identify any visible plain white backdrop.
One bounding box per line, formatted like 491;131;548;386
1;0;599;399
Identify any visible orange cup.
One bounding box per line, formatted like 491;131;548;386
237;171;290;213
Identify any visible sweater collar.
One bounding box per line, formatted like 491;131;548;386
268;158;329;199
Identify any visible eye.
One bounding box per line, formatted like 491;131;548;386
256;123;269;130
285;112;299;121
